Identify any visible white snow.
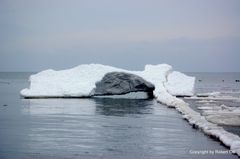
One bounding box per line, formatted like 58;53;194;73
165;71;195;96
21;64;124;98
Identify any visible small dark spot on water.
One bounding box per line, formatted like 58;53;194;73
198;80;202;82
222;80;224;82
0;81;10;85
107;148;114;152
236;80;240;82
3;104;7;107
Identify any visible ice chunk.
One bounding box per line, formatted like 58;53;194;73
165;71;195;96
21;64;124;98
20;64;194;100
206;113;240;126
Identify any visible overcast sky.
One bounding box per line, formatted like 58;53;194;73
0;0;240;72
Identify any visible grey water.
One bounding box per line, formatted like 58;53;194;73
0;72;239;159
188;72;240;97
186;72;240;136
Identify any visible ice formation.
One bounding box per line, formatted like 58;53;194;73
20;64;194;99
165;71;195;96
196;101;240;126
20;64;240;156
177;102;240;156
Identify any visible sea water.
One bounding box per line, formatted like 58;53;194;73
186;72;240;136
0;72;238;159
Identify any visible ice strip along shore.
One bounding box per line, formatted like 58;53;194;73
20;64;240;156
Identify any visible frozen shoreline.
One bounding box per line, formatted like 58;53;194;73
165;99;240;156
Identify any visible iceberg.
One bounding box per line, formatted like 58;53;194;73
20;64;194;100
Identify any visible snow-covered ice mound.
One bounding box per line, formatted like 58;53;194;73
20;64;195;101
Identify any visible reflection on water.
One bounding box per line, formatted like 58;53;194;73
94;98;153;116
22;99;96;115
0;73;239;159
0;98;237;159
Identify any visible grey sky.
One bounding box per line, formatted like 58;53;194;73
0;0;240;72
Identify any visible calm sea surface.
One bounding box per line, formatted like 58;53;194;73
0;72;239;159
187;72;240;136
